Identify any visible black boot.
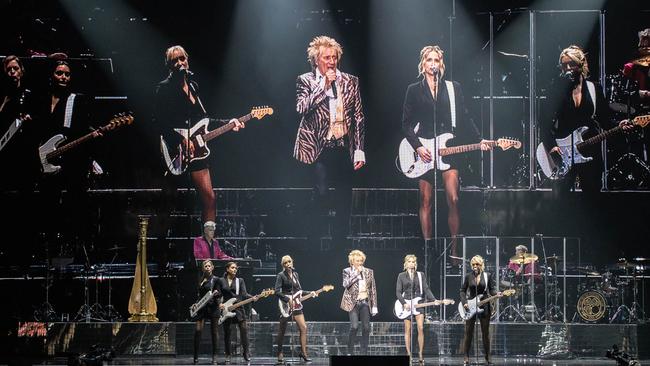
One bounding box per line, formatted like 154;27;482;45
193;330;201;364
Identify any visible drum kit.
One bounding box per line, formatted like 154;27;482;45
605;70;650;190
575;257;648;323
498;252;551;322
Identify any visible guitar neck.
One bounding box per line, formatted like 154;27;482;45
202;114;252;143
300;289;325;302
47;130;100;160
414;301;438;309
439;141;495;156
477;294;500;307
577;125;622;150
229;295;258;310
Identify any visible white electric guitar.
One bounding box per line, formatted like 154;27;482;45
217;288;274;325
393;297;455;319
458;289;515;320
38;112;134;174
536;114;649;180
397;133;521;178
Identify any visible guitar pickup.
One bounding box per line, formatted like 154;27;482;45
195;135;206;147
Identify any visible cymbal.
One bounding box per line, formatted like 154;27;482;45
576;267;600;276
546;255;562;262
509;253;538;265
449;255;469;262
105;246;126;251
631;257;650;263
609;102;635;115
616;260;636;268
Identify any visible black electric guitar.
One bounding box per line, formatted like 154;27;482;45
160;106;273;175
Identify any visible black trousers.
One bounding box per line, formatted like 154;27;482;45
312;146;353;248
223;317;249;356
462;314;491;359
348;301;371;354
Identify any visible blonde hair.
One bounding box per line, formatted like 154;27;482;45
559;45;589;78
348;250;366;266
470;255;485;271
418;45;446;79
306;35;343;69
403;254;418;271
639;28;650;48
165;45;189;69
515;245;528;253
281;255;293;266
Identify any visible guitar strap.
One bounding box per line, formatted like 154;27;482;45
235;277;240;295
586;81;596;119
417;271;423;297
483;272;488;296
63;93;77;128
445;81;456;128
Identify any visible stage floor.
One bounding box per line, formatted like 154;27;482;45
33;355;647;365
11;321;646;365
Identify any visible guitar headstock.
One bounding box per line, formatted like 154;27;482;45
259;288;275;298
502;289;516;297
102;112;135;132
321;285;334;292
251;106;274;120
632;114;650;128
496;137;522;151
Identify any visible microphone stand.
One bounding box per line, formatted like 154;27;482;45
287;268;296;365
408;270;415;363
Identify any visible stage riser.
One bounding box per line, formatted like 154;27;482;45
44;322;642;359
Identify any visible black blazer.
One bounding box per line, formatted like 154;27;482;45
401;79;479;151
196;275;223;319
459;271;497;306
395;271;436;304
542;78;611;153
274;269;304;303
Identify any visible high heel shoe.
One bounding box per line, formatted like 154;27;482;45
298;353;313;363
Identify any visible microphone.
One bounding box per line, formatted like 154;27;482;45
331;80;337;98
431;65;440;77
179;67;194;77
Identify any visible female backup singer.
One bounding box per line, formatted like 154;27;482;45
221;261;252;363
459;255;502;365
274;255;317;364
193;260;224;365
401;45;491;262
396;254;436;364
340;250;378;355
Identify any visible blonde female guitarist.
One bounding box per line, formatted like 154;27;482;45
274;255;317;364
459;255;503;365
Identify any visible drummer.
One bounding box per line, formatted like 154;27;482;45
507;245;541;283
623;28;650;103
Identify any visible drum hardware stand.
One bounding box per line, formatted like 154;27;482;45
497;296;527;322
104;247;123;321
34;236;58;322
541;249;563;322
73;243;105;322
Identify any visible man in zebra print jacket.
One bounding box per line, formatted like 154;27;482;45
294;35;366;248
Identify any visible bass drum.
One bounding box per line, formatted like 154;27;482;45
576;290;608;323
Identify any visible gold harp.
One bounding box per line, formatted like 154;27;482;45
128;216;158;321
